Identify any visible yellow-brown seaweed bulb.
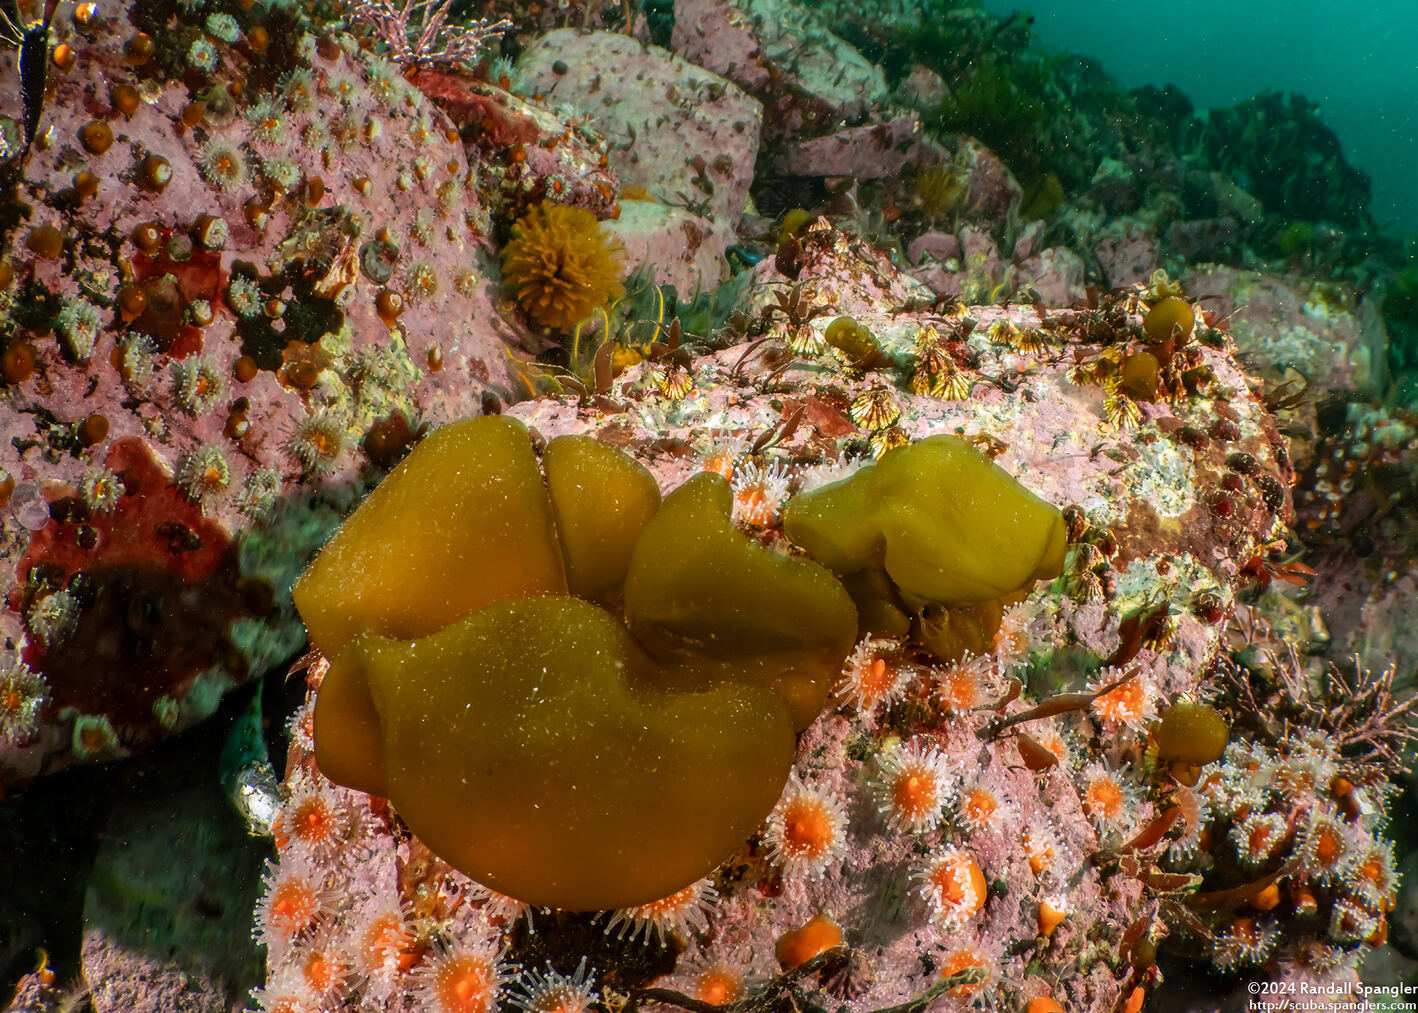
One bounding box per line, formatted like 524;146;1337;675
321;597;795;910
1143;296;1195;344
542;434;661;606
293;416;568;658
294;416;857;910
1154;699;1230;767
624;472;857;730
782;434;1066;608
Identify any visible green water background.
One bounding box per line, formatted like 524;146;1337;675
977;0;1417;237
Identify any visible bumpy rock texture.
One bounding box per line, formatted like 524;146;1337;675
247;222;1391;1013
1;0;1410;1011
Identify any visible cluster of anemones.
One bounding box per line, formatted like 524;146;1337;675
252;764;520;1013
1180;733;1397;975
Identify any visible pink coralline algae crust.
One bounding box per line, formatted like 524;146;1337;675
670;0;887;140
1185;265;1383;396
0;0;601;785
517;29;762;227
769;114;937;182
406;68;622;223
255;220;1387;1013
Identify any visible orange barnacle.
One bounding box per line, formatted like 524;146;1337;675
1038;895;1068;936
411;940;503;1013
1090;672;1151;729
1025;1001;1064;1013
1023;824;1055;877
1300;810;1349;879
607;878;717;945
775;913;841;969
958;783;1005;831
1087;778;1123;817
298;937;350;998
274;780;353;859
874;740;950;832
355;904;418;981
937;658;989;713
1251;883;1280;911
1123;986;1145;1013
1080;765;1134;827
1016;731;1058;770
254;859;330;955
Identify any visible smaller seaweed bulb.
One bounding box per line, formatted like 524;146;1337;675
349;0;511;70
0;657;48;743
